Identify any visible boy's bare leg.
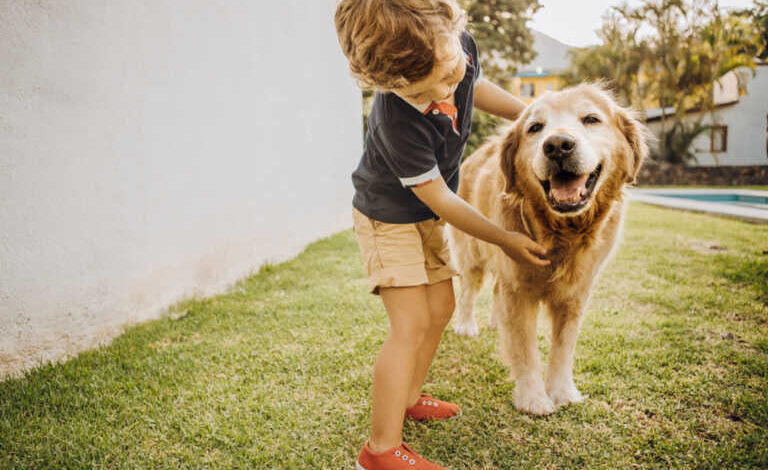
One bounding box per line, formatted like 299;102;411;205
369;284;432;452
406;278;455;406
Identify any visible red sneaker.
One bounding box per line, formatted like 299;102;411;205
356;441;445;470
404;394;461;421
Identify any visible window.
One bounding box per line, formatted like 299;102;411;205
520;82;536;98
710;125;727;153
546;82;554;91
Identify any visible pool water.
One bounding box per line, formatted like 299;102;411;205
659;193;768;210
629;189;768;223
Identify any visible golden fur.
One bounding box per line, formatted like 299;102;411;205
448;84;649;415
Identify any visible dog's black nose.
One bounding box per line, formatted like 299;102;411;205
543;134;576;160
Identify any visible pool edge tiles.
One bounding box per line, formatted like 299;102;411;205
627;188;768;224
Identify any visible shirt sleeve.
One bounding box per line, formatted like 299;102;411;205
371;121;440;188
462;30;482;82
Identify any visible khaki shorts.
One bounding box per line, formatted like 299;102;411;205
352;206;458;295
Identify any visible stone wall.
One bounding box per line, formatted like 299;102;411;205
636;161;768;186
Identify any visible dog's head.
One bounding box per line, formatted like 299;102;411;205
500;84;648;217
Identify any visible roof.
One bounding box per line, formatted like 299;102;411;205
643;101;739;122
514;30;573;76
643;106;677;121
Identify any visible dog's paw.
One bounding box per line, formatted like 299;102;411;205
547;384;584;407
515;388;556;416
452;321;480;337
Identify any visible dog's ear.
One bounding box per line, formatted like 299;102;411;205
615;106;649;184
500;124;521;193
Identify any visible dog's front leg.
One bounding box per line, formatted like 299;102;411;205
498;284;554;416
545;299;585;407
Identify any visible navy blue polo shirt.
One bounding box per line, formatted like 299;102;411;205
351;30;482;224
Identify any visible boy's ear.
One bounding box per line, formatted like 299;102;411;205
615;106;650;184
500;124;520;193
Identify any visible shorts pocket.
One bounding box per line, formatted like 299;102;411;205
372;221;425;269
423;220;451;268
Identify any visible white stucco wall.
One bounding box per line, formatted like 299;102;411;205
0;1;362;379
712;69;739;105
647;65;768;166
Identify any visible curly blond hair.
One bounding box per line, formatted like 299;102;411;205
334;0;467;90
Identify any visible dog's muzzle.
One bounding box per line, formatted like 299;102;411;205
539;134;602;213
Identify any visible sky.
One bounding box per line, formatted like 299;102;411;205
529;0;757;47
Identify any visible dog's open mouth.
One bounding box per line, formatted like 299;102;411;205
539;164;602;213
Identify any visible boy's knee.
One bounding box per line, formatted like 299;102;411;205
430;300;455;329
390;317;431;346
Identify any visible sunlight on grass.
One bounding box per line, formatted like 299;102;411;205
1;203;766;468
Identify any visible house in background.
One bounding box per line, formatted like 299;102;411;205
644;61;768;167
510;30;572;103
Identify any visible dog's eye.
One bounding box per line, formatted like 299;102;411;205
527;122;543;134
582;115;601;125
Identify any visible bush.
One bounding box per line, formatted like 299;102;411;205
463;109;503;160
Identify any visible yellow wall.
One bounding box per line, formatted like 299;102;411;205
511;75;565;104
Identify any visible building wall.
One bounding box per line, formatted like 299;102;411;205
646;65;768;167
0;0;362;379
511;75;564;104
712;70;740;105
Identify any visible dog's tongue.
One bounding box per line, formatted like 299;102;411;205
550;173;589;203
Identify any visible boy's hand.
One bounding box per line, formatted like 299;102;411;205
410;177;550;267
498;231;550;267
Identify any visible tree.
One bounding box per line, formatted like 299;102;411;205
458;0;542;88
739;0;768;60
561;9;649;108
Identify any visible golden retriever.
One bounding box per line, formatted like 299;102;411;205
448;84;648;415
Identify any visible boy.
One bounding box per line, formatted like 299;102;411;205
335;1;550;468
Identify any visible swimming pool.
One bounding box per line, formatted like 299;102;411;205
627;188;768;223
659;193;768;210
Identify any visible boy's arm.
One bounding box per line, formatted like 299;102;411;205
473;78;526;121
411;176;549;267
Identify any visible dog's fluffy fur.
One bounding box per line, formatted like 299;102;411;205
448;84;649;415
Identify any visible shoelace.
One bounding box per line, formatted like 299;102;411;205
394;449;417;465
420;398;439;407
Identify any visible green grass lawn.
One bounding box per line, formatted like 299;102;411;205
1;203;767;469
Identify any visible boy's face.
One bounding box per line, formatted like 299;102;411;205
391;34;467;105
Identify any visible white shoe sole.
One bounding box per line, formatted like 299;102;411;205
355;461;366;470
